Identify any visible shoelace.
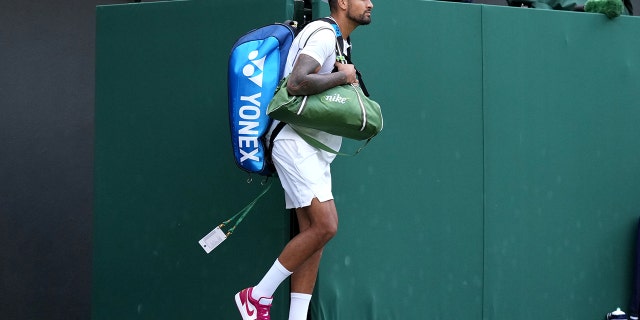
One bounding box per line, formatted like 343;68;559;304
255;303;271;320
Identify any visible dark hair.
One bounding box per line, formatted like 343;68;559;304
327;0;338;11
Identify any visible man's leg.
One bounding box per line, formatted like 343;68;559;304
287;198;338;320
279;198;338;279
236;198;337;320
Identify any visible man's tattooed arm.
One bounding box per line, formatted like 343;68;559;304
286;54;358;96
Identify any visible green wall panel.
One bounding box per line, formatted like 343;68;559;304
482;6;640;320
95;0;640;319
93;1;290;319
312;1;485;319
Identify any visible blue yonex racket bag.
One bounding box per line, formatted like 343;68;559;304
228;23;295;176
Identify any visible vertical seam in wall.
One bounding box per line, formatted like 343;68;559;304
480;4;486;320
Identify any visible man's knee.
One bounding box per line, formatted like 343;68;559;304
310;216;337;243
319;213;338;241
305;198;338;241
322;221;338;241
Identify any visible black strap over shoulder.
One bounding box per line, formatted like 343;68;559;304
265;121;287;173
317;17;370;97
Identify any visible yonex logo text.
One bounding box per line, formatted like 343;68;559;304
237;49;268;164
238;92;261;162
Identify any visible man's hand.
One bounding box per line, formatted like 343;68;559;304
335;62;358;85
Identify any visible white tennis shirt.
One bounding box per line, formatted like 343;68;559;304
269;19;351;156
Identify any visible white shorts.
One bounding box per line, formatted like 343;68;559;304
272;138;335;209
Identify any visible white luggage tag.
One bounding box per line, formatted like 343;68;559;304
198;181;273;254
198;225;228;254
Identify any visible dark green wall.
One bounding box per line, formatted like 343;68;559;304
482;6;640;319
94;1;291;319
313;1;486;319
95;0;640;319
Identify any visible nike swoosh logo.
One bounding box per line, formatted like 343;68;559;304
244;296;255;317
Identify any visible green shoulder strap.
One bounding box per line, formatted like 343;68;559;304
289;125;371;156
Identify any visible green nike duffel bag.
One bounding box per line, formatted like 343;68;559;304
267;76;383;141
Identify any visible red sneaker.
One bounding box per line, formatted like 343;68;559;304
234;287;273;320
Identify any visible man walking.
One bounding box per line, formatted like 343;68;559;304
235;0;373;319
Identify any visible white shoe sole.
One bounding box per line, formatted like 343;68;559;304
234;292;253;320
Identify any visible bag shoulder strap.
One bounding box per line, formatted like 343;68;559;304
267;121;287;155
317;17;370;97
317;17;348;61
290;124;371;156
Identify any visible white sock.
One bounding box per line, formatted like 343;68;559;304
252;259;292;300
288;293;312;320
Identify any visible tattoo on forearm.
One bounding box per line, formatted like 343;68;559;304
286;55;345;96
